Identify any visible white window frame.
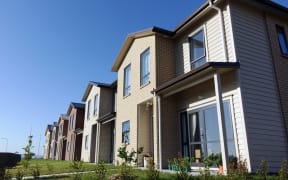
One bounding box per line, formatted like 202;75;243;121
122;120;130;144
123;64;131;96
94;94;99;116
140;48;150;86
179;95;239;164
276;25;288;56
85;135;89;150
188;25;208;69
87;100;91;120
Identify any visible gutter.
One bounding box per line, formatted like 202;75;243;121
208;0;228;62
157;95;162;170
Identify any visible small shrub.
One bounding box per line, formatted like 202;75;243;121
257;160;268;180
174;155;191;180
199;157;211;180
279;160;288;180
32;163;40;180
95;161;106;180
4;169;12;180
15;168;25;180
146;158;159;180
70;160;83;180
117;144;143;180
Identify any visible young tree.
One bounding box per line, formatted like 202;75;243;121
22;135;35;168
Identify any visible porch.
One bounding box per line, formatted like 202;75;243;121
155;62;241;174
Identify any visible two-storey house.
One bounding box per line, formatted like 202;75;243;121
56;114;68;160
81;81;117;163
112;0;288;174
44;124;53;159
65;102;85;161
49;122;59;160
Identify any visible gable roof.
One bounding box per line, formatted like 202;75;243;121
111;0;288;72
82;81;117;101
111;27;174;72
45;125;53;135
58;114;68;124
66;102;85;115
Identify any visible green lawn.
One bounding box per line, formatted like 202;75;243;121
6;159;177;179
5;159;281;180
6;159;115;178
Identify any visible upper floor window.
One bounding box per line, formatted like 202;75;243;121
140;49;150;86
122;120;130;144
85;135;89;149
70;114;74;129
276;25;288;56
94;94;99;116
189;29;206;69
67;141;70;152
87;100;91;120
113;91;117;112
123;64;131;96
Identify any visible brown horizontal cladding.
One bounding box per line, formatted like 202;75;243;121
154;62;240;94
97;112;116;123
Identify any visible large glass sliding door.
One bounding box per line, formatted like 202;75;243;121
180;101;236;166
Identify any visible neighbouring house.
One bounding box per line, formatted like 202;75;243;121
112;0;288;174
44;125;53;159
81;81;117;164
56;114;69;160
49;122;59;160
65;102;85;161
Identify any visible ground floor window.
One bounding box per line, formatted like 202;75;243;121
180;101;236;166
122;120;130;144
85;135;89;149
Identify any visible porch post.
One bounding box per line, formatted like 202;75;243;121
214;72;229;174
157;95;163;170
96;123;101;163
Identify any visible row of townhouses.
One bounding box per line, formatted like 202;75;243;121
44;0;288;174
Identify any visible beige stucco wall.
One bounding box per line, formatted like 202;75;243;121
81;85;101;162
115;35;156;164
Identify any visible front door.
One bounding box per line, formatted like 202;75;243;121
180;101;236;166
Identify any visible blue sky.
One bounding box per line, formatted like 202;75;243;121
0;0;287;155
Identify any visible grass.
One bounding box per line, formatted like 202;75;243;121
6;159;177;179
6;159;115;178
5;159;281;180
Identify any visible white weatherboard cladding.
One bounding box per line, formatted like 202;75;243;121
81;85;101;162
230;1;288;172
175;4;235;76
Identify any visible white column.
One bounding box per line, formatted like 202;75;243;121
214;72;229;174
95;123;101;163
157;96;162;170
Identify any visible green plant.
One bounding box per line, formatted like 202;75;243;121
117;144;143;166
199;156;211;180
95;161;106;180
32;163;40;180
4;169;12;180
204;153;222;167
279;160;288;180
15;168;25;180
70;160;83;180
146;157;159;180
257;160;268;180
117;144;143;180
173;153;192;180
22;135;35;169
